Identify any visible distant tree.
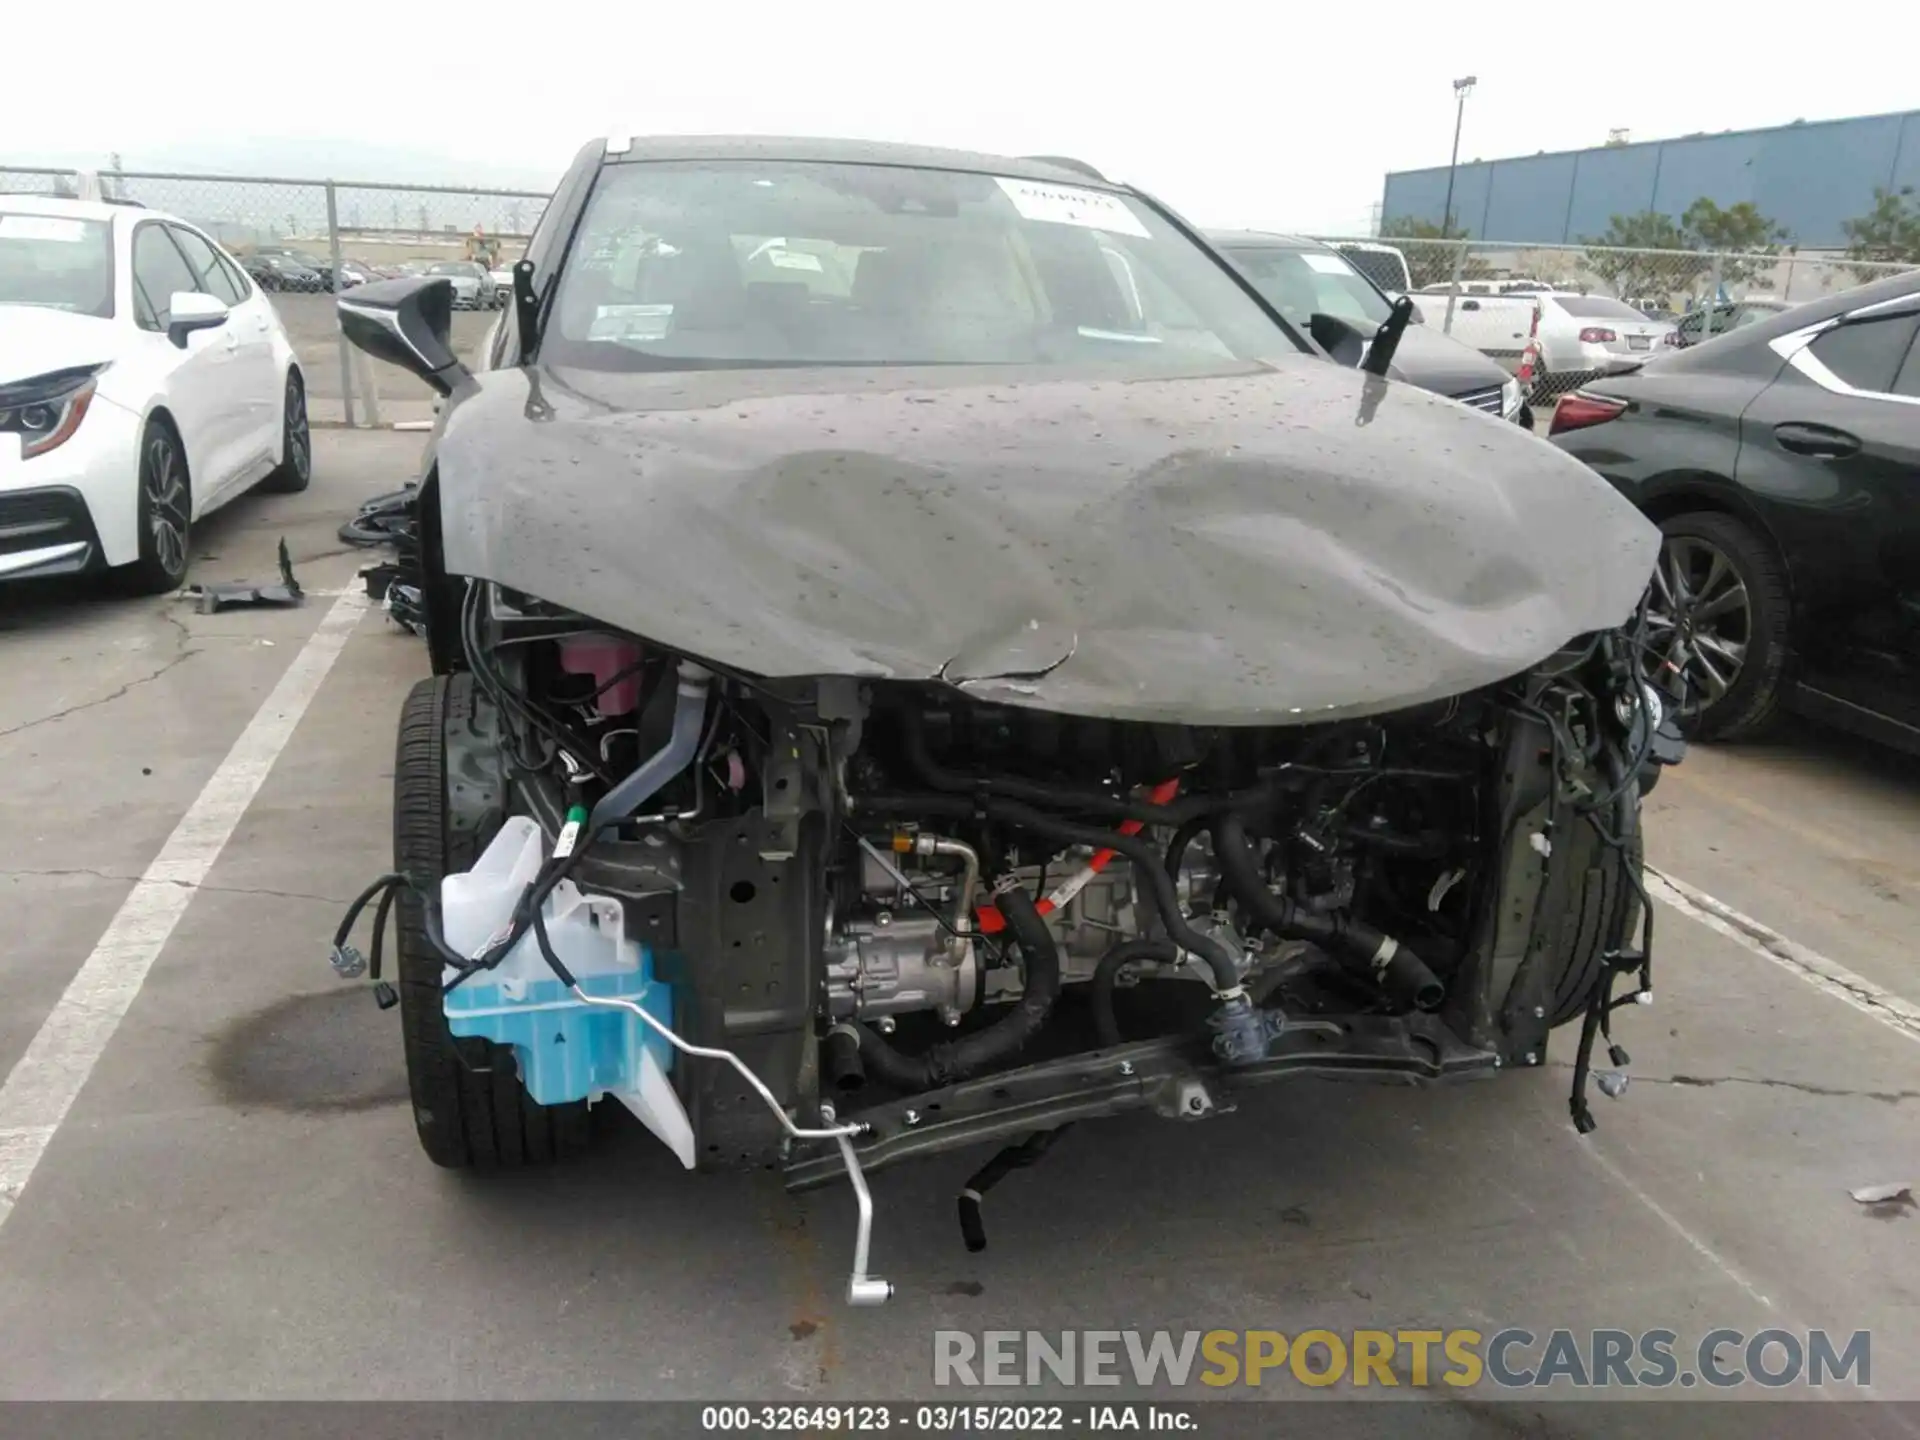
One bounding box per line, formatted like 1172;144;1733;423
1680;198;1790;287
1840;186;1920;281
1578;200;1790;302
1581;210;1704;301
1379;216;1492;288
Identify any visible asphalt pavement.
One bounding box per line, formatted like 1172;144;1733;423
0;430;1914;1425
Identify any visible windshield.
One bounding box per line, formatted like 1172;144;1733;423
1219;244;1392;330
545;160;1303;370
1551;295;1649;320
0;212;114;319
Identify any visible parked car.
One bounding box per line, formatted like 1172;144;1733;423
1323;239;1411;296
1406;289;1542;376
489;264;516;296
0;194;310;591
1532;293;1674;398
240;252;325;293
330;136;1672;1307
1550;269;1920;752
1210;231;1527;423
252;247;335;291
1665;297;1794;348
336;257;386;288
425;259;495;309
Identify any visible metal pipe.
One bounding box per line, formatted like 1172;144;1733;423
829;1108;894;1306
565;989;891;1306
912;834;980;962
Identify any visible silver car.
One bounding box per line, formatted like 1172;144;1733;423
425;260;495;310
1534;293;1673;393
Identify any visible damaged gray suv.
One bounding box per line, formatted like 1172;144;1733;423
332;137;1681;1306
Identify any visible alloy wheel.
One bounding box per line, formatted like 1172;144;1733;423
1646;533;1750;713
143;431;189;579
285;376;311;482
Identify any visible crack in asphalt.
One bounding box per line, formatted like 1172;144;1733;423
0;649;202;741
0;867;351;906
1550;1061;1917;1104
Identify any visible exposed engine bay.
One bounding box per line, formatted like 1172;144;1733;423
334;580;1682;1308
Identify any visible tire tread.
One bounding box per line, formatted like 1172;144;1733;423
392;672;590;1169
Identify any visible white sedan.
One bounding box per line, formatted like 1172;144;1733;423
0;195;309;592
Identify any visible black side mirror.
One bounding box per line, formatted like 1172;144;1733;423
1308;312;1367;368
336;278;471;397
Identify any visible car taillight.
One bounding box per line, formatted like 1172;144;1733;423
1549;391;1628;436
1579;327;1618;343
1662;331;1681;347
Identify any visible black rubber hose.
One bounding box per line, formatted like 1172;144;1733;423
1090;938;1180;1048
857;792;1241;990
1212;812;1445;1012
901;709;1471;828
856;886;1065;1091
823;1025;867;1094
1163;815;1209;884
897;709;1433;827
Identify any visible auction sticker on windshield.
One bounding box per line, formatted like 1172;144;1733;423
1302;252;1354;275
995;177;1149;238
0;215;90;242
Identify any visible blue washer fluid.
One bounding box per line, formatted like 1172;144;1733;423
438;816;694;1165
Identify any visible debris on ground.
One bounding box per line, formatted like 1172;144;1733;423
184;539;305;614
343;484;427;639
1849;1182;1915;1208
339;486;418;548
359;560;426;637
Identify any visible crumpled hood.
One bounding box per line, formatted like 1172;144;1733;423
436;356;1658;724
0;305;116;387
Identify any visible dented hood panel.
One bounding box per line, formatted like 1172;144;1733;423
436;358;1658;725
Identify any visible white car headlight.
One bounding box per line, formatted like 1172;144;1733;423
1500;376;1523;419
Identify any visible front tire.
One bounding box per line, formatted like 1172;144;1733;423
392;673;593;1169
113;418;192;595
258;370;311;494
1648;512;1792;740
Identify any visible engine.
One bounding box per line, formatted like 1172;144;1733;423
413;583;1665;1148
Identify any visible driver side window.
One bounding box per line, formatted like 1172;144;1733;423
132;224;200;331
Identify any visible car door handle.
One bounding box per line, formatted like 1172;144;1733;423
1774;422;1859;458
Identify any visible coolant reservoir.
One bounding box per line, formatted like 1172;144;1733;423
439;816;693;1166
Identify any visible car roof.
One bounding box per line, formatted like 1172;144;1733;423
0;192;125;224
602;135;1124;191
1205;229;1322;250
1655;268;1920;368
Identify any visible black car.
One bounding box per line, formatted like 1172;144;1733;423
1552;270;1920;752
1209;230;1528;425
239;252;325;292
330;136;1673;1305
253;247;335;290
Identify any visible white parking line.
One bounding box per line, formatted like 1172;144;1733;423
0;588;369;1230
1647;868;1920;1046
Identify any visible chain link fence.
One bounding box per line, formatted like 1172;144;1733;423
1323;236;1918;404
2;164;549;425
8;163;1916;422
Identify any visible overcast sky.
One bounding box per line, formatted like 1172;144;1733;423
6;2;1915;234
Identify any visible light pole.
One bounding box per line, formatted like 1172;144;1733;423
1440;75;1477;236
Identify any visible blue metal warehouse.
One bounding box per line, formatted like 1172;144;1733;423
1381;109;1920;248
